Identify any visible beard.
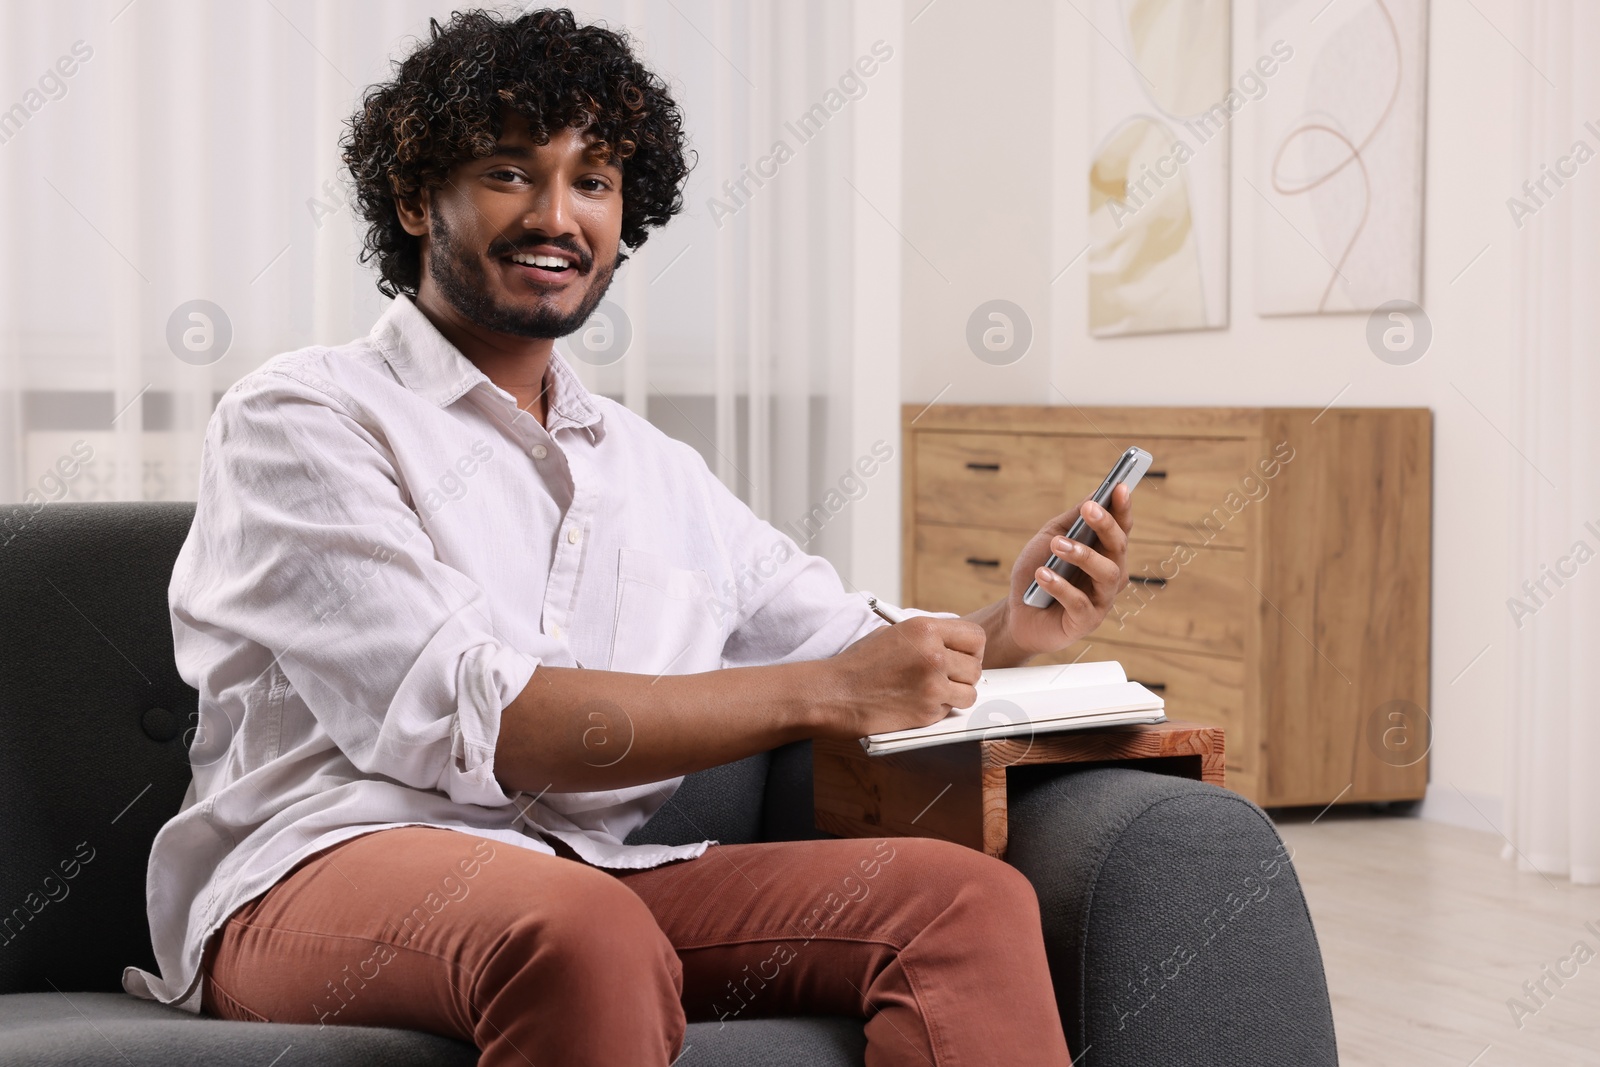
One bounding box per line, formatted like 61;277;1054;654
427;210;617;339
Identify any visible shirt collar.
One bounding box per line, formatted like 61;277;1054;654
370;293;605;438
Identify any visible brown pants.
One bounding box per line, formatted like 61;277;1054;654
201;826;1072;1066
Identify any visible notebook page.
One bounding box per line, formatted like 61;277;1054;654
867;706;1166;755
972;660;1126;699
867;680;1161;745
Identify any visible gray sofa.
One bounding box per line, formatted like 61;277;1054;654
0;502;1339;1065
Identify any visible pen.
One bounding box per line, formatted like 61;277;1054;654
864;593;910;625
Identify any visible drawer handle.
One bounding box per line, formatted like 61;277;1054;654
1128;575;1168;586
964;557;1002;568
964;462;1001;471
1145;469;1168;479
1129;679;1167;692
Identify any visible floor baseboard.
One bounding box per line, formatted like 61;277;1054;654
1417;783;1503;836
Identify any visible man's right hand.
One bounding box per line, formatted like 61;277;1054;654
496;616;985;795
810;616;987;741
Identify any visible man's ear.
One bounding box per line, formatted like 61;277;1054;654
396;188;430;238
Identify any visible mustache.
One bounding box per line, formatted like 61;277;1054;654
489;235;594;273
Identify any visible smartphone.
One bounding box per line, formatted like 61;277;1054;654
1022;446;1154;608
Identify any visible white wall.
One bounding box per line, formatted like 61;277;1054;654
897;0;1527;819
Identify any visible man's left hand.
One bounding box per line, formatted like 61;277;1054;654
1002;482;1133;657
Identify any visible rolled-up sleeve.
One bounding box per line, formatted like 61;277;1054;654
172;368;552;808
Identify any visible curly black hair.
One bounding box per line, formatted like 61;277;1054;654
342;7;690;298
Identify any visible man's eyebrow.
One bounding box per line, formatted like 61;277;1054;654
485;142;534;159
480;142;620;169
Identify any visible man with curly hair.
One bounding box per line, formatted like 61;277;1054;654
123;9;1133;1065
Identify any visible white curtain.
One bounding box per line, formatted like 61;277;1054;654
1507;1;1600;885
0;0;903;584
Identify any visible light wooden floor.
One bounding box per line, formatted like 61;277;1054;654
1274;811;1600;1066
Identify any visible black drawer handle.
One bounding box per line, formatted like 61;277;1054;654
965;462;1001;471
1145;469;1168;479
964;557;1001;568
1128;575;1167;586
1129;679;1167;692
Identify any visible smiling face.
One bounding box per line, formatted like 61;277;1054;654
400;110;624;340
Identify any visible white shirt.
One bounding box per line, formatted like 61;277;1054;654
123;293;897;1011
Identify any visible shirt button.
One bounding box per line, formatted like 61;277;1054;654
567;527;582;545
549;623;564;639
530;444;548;460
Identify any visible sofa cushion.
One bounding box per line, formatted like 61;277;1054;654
0;991;479;1066
0;992;867;1066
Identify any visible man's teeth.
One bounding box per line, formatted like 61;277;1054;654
510;253;572;270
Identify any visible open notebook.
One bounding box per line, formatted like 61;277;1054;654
861;660;1166;756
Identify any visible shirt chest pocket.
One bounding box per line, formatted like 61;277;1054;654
609;547;728;676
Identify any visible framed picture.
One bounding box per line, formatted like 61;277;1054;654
1253;0;1429;315
1088;0;1232;337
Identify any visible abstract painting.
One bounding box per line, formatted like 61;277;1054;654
1254;0;1428;315
1089;0;1232;336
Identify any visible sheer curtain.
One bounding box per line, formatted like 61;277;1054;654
1506;0;1600;885
0;0;904;589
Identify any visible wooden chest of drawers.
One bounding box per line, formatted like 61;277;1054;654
901;405;1432;808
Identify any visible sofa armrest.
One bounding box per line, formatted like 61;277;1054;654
1004;766;1338;1067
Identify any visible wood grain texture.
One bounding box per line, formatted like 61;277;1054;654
910;524;1027;615
1255;408;1433;806
910;525;1250;657
1055;434;1255;548
1111;540;1249;656
911;430;1257;548
812;736;985;850
977;721;1224;857
901;405;1433;809
900;417;918;605
1044;639;1253;774
913;432;1070;531
813;722;1224;858
901;403;1265;438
